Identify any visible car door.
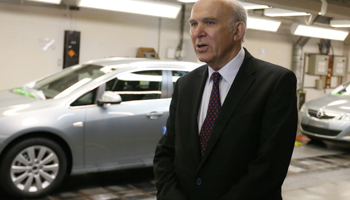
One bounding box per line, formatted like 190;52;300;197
83;70;170;170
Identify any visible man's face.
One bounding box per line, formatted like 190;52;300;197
189;0;240;70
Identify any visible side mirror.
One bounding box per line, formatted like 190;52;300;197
97;91;122;106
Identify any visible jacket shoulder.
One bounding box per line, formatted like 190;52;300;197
178;64;207;82
247;57;295;81
254;58;291;74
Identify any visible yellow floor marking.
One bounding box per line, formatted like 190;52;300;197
295;141;304;146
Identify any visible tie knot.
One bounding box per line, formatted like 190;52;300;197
211;72;221;85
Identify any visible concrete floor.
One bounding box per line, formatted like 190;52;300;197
283;179;350;200
283;141;350;200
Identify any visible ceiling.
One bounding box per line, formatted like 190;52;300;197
241;0;350;20
3;0;350;25
164;0;350;21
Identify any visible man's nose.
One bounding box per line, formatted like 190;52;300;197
192;24;207;38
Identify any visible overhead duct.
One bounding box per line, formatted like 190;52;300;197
175;4;186;60
292;37;310;90
320;0;328;15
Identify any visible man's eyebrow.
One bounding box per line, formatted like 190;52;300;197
188;17;218;23
187;18;193;24
203;17;217;21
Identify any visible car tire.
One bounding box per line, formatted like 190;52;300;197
0;137;67;199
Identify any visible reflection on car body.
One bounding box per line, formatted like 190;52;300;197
0;57;200;199
299;81;350;143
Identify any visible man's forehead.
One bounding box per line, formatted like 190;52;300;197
192;0;222;11
190;0;230;19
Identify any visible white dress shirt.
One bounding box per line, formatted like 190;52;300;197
198;48;245;133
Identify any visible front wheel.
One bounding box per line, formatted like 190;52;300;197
0;137;67;199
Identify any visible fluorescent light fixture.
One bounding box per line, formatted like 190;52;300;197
177;0;197;2
176;0;269;9
331;20;350;28
79;0;182;19
240;2;269;10
26;0;61;4
291;23;349;41
247;17;281;32
264;8;310;17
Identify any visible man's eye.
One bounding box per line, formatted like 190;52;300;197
191;22;197;26
206;21;214;25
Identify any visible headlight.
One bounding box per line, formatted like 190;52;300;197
300;104;306;113
341;114;350;121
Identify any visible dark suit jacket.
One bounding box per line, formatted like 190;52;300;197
153;49;298;200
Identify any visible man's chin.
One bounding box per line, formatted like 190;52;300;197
196;56;210;64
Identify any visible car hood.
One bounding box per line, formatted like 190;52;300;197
0;89;39;114
306;94;350;113
0;89;38;106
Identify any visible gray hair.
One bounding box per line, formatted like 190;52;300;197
225;0;248;42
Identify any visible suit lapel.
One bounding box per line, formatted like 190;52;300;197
189;66;208;164
197;50;257;170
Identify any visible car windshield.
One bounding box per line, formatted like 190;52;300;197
331;81;350;96
14;64;114;99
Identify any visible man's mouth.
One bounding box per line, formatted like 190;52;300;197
196;44;208;51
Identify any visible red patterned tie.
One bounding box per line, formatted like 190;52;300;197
200;72;221;156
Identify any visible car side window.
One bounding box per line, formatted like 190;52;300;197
106;70;162;102
172;71;188;88
70;88;98;106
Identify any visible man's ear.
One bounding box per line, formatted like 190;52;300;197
233;21;245;41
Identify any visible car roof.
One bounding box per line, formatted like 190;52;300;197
85;57;149;66
84;57;203;70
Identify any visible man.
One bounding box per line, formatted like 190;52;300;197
153;0;298;199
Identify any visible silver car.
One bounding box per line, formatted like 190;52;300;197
299;81;350;143
0;57;200;198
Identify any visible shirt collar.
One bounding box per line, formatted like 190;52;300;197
208;47;245;84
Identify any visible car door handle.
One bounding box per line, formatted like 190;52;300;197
147;111;163;119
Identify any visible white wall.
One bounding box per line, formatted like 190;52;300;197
0;3;182;90
244;30;294;70
0;3;66;90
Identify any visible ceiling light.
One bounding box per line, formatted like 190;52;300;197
247;17;281;32
291;23;349;41
177;0;197;2
264;8;310;17
240;2;269;10
79;0;182;19
176;0;269;9
25;0;61;4
330;20;350;28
